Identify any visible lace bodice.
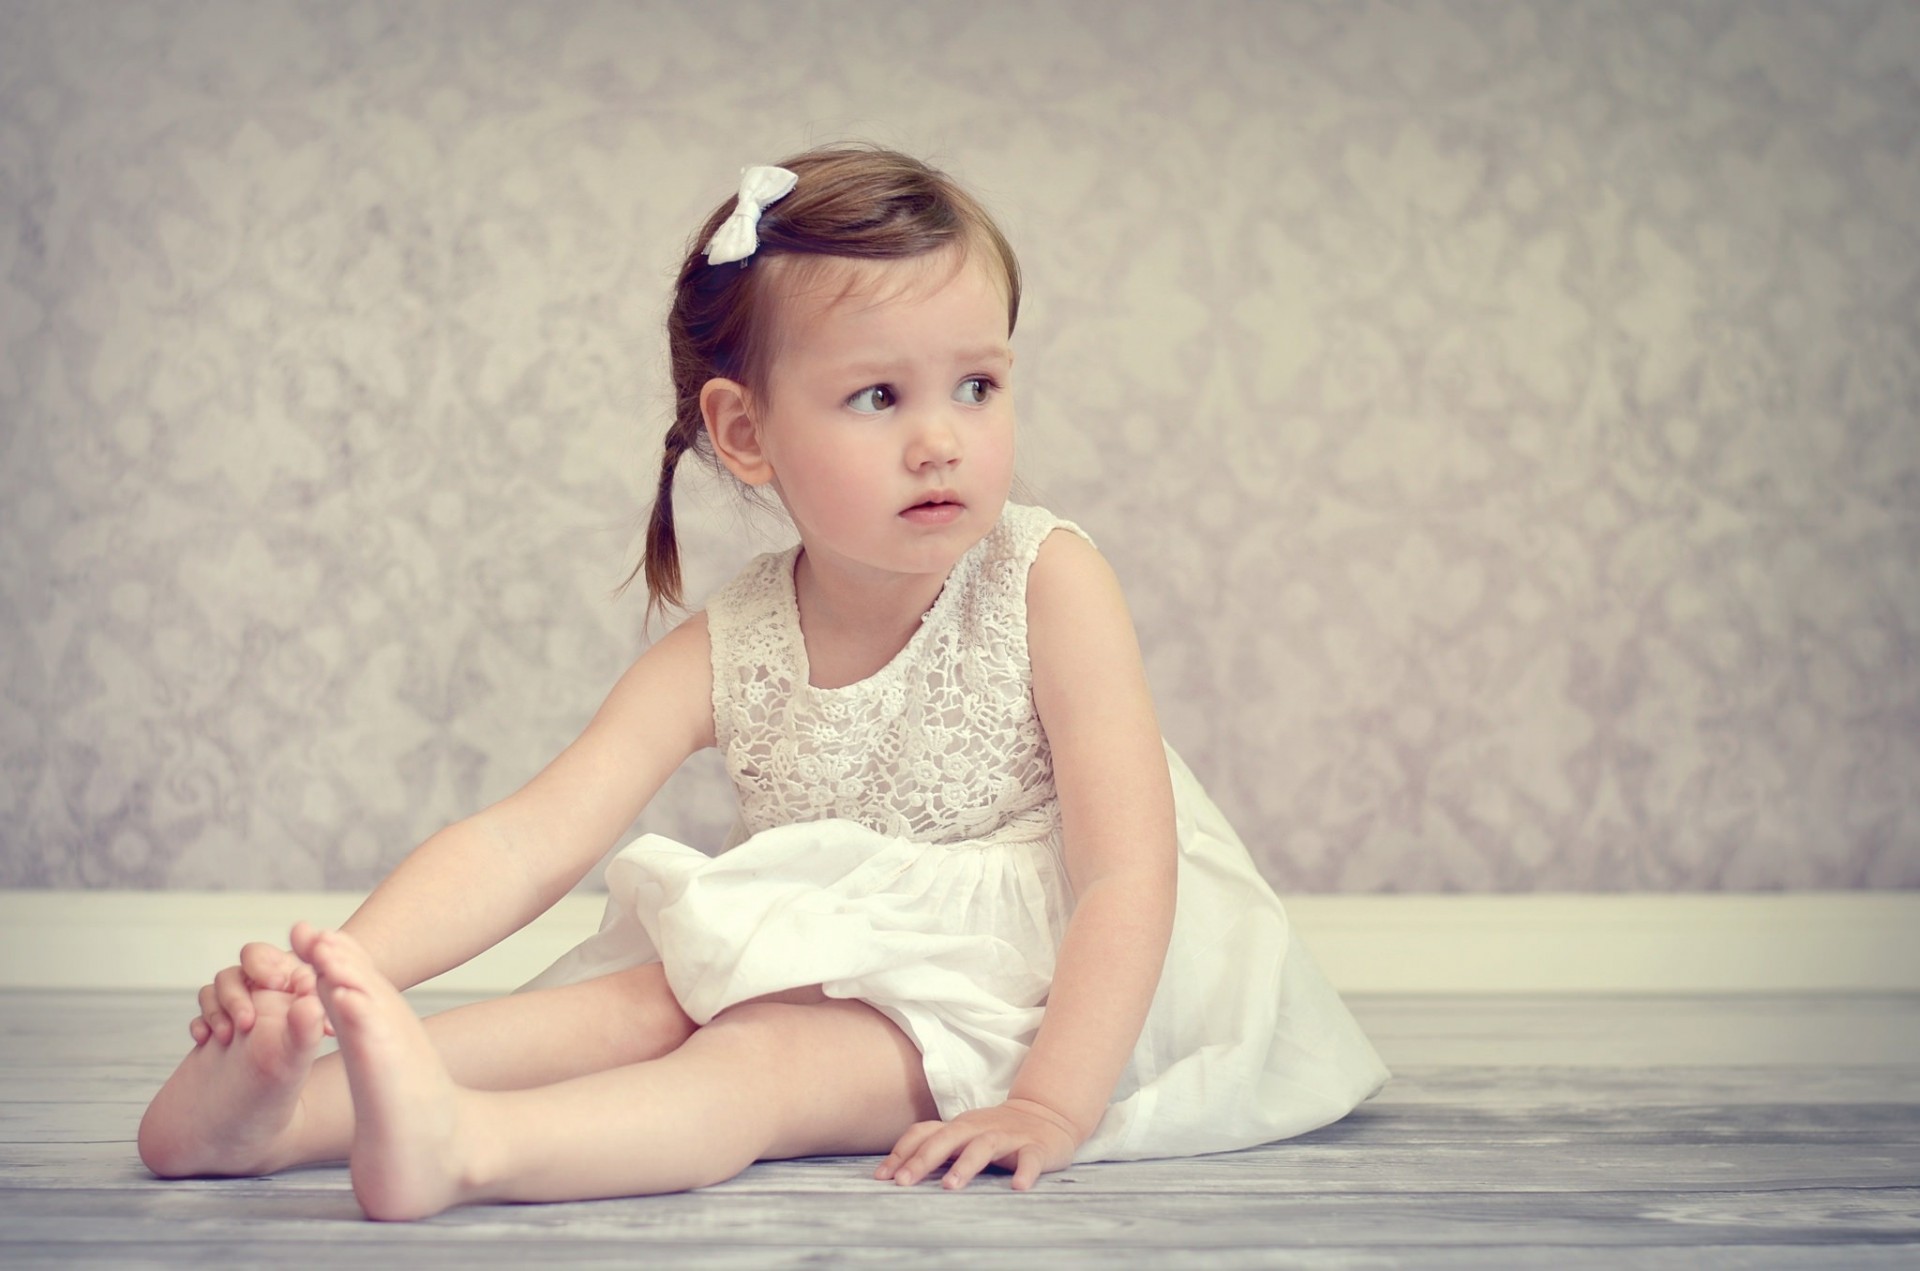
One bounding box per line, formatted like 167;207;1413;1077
706;504;1087;844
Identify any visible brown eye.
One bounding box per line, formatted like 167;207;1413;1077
954;377;993;405
848;385;894;413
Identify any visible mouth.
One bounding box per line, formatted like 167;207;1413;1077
900;492;965;523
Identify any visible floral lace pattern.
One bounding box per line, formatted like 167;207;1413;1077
707;506;1087;845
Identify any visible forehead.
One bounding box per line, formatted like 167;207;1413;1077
765;247;1011;346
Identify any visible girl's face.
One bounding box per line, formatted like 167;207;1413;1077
751;249;1016;590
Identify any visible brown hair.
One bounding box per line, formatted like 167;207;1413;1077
637;144;1022;620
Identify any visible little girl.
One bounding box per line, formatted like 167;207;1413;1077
137;145;1388;1221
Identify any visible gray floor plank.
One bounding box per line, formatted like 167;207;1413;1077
7;1184;1920;1249
2;989;1917;1266
3;1251;1920;1267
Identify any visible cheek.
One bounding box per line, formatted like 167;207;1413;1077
782;434;874;508
986;418;1018;473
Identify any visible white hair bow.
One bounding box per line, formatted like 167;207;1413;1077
704;165;799;265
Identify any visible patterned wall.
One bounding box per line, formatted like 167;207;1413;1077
2;1;1915;892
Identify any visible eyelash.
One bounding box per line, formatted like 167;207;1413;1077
955;375;999;404
847;376;1001;414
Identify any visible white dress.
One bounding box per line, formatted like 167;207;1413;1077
527;504;1389;1161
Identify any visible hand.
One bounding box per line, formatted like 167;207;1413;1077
189;942;318;1046
874;1097;1081;1191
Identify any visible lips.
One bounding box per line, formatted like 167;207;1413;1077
900;492;965;524
903;490;962;513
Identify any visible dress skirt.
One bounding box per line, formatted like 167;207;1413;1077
524;744;1389;1162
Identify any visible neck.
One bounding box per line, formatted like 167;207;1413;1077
793;548;947;633
790;548;951;690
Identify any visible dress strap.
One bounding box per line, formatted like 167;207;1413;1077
703;546;801;759
992;503;1093;570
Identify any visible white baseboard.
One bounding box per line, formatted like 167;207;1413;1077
1;889;1915;995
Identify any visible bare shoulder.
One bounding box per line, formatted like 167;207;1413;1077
1027;526;1149;705
649;607;713;665
595;609;716;753
1028;528;1133;657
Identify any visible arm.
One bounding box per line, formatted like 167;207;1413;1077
194;613;716;1039
340;611;718;989
1011;531;1178;1131
879;531;1178;1188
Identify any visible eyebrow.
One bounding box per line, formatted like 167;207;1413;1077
829;346;1012;378
953;344;1013;366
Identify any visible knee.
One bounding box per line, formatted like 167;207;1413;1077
600;962;697;1063
704;999;791;1039
699;997;908;1083
701;1000;817;1063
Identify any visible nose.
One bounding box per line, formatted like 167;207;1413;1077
905;410;961;470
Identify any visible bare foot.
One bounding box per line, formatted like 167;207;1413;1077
137;987;327;1177
294;923;485;1221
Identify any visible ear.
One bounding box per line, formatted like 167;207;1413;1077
700;378;774;487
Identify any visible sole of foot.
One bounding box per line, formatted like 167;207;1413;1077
137;986;327;1178
295;922;482;1221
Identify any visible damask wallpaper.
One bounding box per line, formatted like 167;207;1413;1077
1;1;1915;892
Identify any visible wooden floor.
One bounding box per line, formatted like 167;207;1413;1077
2;991;1916;1268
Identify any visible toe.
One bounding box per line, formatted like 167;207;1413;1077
320;980;375;1033
289;921;327;967
307;932;353;983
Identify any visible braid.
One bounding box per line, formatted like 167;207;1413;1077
637;426;693;622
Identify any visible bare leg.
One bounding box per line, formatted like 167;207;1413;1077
138;931;696;1179
297;926;936;1220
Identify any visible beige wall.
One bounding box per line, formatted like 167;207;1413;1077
2;0;1915;892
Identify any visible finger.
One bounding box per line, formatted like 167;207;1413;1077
899;1125;968;1187
941;1137;1000;1191
198;983;232;1045
876;1123;933;1179
876;1121;943;1180
287;993;328;1050
883;1126;941;1183
188;1016;209;1046
213;967;255;1034
239;942;295;991
1010;1144;1044;1192
895;1130;955;1185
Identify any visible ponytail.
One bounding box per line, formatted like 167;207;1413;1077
632;425;693;625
